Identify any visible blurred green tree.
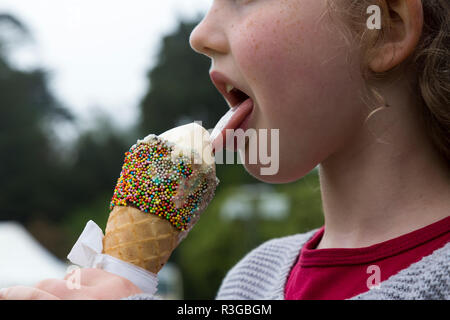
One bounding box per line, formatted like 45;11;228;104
61;113;131;250
0;13;72;223
0;14;131;258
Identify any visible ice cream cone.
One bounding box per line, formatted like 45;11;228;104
103;206;181;274
103;123;219;274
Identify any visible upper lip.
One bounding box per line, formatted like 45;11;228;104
210;71;250;108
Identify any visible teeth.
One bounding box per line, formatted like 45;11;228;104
226;84;234;93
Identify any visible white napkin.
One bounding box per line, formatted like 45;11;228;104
67;220;158;295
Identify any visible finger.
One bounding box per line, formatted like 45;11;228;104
91;274;143;299
64;268;110;287
64;268;142;299
0;286;60;300
35;278;98;300
80;268;143;298
67;268;138;290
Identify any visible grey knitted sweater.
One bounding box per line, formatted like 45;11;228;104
127;229;450;300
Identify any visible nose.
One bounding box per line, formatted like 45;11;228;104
189;5;229;57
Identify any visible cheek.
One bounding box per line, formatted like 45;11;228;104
233;4;353;126
234;1;330;80
236;13;354;125
235;12;307;90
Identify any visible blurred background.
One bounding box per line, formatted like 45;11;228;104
0;1;323;299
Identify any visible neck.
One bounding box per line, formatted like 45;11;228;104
317;82;450;249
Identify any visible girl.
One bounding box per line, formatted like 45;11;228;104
0;0;448;300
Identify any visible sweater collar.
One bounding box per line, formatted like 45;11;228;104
267;227;449;300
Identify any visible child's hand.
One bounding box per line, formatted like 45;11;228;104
0;268;142;300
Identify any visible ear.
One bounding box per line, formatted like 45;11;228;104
369;0;424;72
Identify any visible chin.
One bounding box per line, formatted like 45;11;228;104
242;159;314;184
236;134;319;184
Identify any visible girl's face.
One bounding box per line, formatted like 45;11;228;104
190;0;367;183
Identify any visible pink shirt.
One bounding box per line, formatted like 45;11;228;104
285;216;450;300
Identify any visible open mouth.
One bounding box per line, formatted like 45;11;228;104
226;86;250;108
209;71;255;152
209;71;251;109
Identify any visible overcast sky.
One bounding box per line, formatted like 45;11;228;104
0;0;210;133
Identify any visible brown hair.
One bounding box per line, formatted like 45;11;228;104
326;0;450;163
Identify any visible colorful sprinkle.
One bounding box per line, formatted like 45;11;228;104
110;136;213;231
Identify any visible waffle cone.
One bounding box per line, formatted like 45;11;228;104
103;206;181;274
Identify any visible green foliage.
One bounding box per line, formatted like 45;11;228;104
63;193;111;249
0;14;130;255
67;122;130;208
56;116;133;255
0;15;72;223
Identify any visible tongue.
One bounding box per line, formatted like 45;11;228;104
210;98;254;152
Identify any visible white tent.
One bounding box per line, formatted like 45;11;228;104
0;221;68;289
